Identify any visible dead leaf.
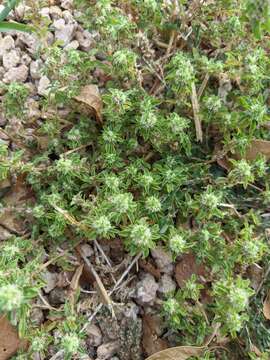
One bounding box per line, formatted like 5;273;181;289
250;344;262;356
145;345;204;360
0;315;26;360
263;290;270;320
74;85;102;123
175;253;208;288
234;139;270;161
143;315;169;357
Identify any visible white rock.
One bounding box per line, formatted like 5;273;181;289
38;75;51;96
21;52;32;66
0;36;15;58
30;59;43;80
3;64;28;83
158;274;176;294
61;0;73;10
41;270;58;293
50;5;63;19
151;246;173;274
75;30;94;52
16;33;39;54
62;10;75;23
2;49;20;69
97;341;119;360
135;274;159;305
26;98;41;120
64;40;79;50
85;324;102;347
39;7;51;19
54;18;76;46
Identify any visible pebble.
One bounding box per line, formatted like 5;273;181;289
151;246;173;274
54;18;76;46
42;270;58;293
61;0;73;10
0;36;15;58
37;75;51;96
158;274;176;295
21;52;32;66
80;243;94;257
49;287;66;305
65;39;79;50
135;274;159;305
97;341;119;360
85;324;103;347
30;59;43;80
3;64;28;83
16;33;39;54
31;307;44;326
2;49;20;69
75;30;94;52
50;5;63;19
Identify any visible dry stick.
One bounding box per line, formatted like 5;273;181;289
191;82;203;142
198;73;210;100
80;252;142;334
49;350;65;360
255;264;270;296
77;246;115;317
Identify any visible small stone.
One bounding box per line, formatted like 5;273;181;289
2;49;20;69
54;18;76;46
39;7;51;19
62;10;75;23
30;59;43;80
38;75;51;96
85;324;102;347
21;52;32;66
64;40;79;50
3;64;28;83
135;274;159;305
80;243;94;257
26;98;41;121
14;3;30;19
0;36;15;58
16;33;39;54
97;341;119;360
31;307;44;326
42;270;58;293
0;225;12;241
49;287;66;305
151;246;173;274
61;0;73;10
158;274;176;295
75;30;94;52
50;6;63;19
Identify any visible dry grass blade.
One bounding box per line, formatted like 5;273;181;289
145;345;204;360
191;82;203;142
77;245;115;317
263;290;270;320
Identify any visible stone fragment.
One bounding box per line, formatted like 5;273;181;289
85;324;103;347
30;59;43;80
3;65;28;83
158;274;176;295
97;341;119;360
151;246;173;274
49;287;66;305
75;30;95;52
42;270;58;293
2;49;20;69
0;36;15;58
37;75;51;96
135;274;159;305
54;18;76;46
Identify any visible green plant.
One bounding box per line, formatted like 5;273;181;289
0;0;34;32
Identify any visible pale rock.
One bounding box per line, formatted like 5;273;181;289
21;52;32;66
75;30;94;52
49;287;66;305
64;39;79;50
62;10;75;23
42;270;58;293
39;7;51;19
0;225;12;241
61;0;73;10
16;33;39;54
2;49;20;69
0;36;15;58
38;75;51;96
158;274;176;295
80;243;94;257
135;273;159;305
54;18;76;46
14;3;30;19
97;341;119;360
85;324;102;347
30;59;43;80
151;246;173;274
31;307;44;326
3;64;28;83
26;98;41;120
49;5;63;19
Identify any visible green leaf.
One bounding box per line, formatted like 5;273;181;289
0;21;35;33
